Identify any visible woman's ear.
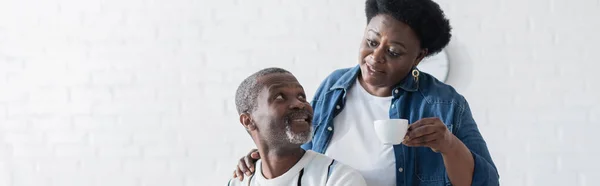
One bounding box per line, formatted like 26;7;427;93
239;113;257;131
414;49;429;66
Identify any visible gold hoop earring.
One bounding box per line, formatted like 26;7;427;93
412;69;420;81
412;69;420;90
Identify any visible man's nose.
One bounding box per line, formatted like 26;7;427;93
289;98;306;109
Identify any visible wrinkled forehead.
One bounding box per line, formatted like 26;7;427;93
257;73;303;94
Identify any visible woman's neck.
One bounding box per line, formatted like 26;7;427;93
358;76;393;97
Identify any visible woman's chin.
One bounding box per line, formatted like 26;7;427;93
360;72;386;87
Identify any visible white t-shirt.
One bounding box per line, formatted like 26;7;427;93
324;79;396;186
228;150;366;186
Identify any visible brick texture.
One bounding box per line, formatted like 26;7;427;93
1;0;599;185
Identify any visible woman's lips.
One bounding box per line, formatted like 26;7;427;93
366;64;385;74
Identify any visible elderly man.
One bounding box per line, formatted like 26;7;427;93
228;67;366;186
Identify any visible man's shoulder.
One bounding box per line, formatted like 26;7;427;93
309;151;344;168
306;151;367;186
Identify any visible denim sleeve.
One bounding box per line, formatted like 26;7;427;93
455;98;500;186
301;80;325;151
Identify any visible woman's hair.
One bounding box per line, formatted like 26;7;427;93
365;0;452;57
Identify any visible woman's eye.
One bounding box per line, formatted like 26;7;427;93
275;95;284;100
388;49;401;57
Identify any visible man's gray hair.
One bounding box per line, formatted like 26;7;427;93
235;67;291;115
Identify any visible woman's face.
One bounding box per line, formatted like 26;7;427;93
359;14;427;88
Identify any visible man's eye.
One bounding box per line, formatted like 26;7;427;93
298;95;306;100
367;39;378;47
275;95;284;100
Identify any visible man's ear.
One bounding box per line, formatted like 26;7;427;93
413;49;429;67
239;113;257;131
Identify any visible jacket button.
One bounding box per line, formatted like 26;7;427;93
398;167;403;172
327;127;333;131
394;89;399;94
391;104;395;108
336;105;341;109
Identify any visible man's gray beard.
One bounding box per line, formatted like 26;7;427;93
285;124;313;145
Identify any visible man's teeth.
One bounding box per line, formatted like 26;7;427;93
292;119;306;122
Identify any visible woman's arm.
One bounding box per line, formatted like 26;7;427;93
403;99;499;186
447;100;499;186
440;134;475;186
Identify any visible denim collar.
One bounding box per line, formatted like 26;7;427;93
329;65;419;92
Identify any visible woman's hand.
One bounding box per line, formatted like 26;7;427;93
233;149;261;181
402;117;457;154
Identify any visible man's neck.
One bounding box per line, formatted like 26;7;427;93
258;147;306;179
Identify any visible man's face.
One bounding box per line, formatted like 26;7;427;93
251;73;314;146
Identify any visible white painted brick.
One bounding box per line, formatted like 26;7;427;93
69;86;113;103
67;86;112;115
141;144;187;158
91;100;179;116
562;90;599;107
28;116;72;131
168;158;205;176
184;177;205;186
0;82;27;103
0;118;30;135
0;103;7;120
8;158;38;182
11;175;50;186
97;145;141;158
27;87;67;105
122;159;169;177
132;131;179;146
0;161;11;186
45;131;87;145
154;85;203;101
180;94;224;116
590;106;600;123
133;68;183;87
10;145;53;158
49;174;95;186
34;158;80;176
203;49;252;70
116;114;163;131
91;175;139;186
112;86;156;102
53;144;96;158
72;115;118;131
20;87;70;116
139;174;185;186
90;70;135;86
4;131;46;146
88;131;132;146
78;158;123;176
65;101;93;115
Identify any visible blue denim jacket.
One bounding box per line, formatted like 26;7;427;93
301;65;499;186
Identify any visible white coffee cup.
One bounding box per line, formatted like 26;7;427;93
373;119;409;145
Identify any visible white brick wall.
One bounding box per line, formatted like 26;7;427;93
1;0;599;185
